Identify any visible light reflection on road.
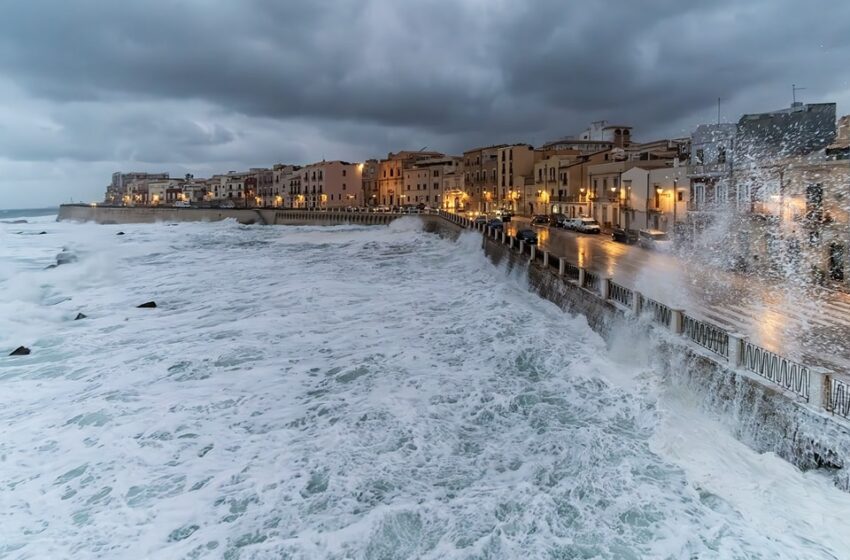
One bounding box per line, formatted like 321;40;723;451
503;216;850;371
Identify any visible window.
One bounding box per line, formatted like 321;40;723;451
695;149;705;164
342;170;346;177
677;191;684;202
717;146;727;164
342;184;346;190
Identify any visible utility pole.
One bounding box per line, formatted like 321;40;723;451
717;97;722;124
792;84;806;104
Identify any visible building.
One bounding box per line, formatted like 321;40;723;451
496;144;534;212
463;145;504;213
529;152;580;216
402;156;461;208
377;151;443;207
106;172;169;204
579;122;633;148
620;165;689;232
291;160;363;209
360;159;380;207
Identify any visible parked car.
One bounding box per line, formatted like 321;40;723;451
573;217;601;234
474;215;488;225
496;209;513;222
550;213;569;228
515;229;538;245
531;214;549;226
487;219;504;231
172;200;190;208
612;227;638;244
638;229;673;251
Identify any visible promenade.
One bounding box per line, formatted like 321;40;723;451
505;217;850;373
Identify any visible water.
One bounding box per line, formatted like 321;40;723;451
2;215;850;559
0;208;59;222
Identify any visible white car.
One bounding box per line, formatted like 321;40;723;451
638;229;673;251
173;201;190;208
574;217;601;233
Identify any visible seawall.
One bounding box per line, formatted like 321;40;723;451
456;219;850;490
57;204;406;226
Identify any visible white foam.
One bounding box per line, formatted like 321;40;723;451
1;218;848;558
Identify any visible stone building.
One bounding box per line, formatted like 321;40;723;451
377;151;443;207
291;161;363;209
463;145;504;213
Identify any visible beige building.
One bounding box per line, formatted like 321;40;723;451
360;159;380;207
377;151;443;207
620;166;689;232
402;156;461;208
496;144;534;212
463;145;504;213
291;160;363;209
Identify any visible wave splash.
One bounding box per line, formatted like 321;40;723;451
1;219;849;559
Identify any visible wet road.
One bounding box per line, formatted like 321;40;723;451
503;217;850;373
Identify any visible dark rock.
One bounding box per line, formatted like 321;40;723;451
9;346;30;356
44;264;57;270
137;301;157;308
75;313;87;320
116;232;125;236
38;231;47;235
55;249;78;266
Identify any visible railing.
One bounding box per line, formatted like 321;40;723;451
682;314;729;359
741;341;810;401
583;270;600;292
642;296;672;327
563;261;580;281
828;377;850;419
607;281;633;308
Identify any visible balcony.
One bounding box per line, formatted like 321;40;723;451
688;162;732;177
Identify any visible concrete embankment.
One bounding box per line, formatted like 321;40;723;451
441;217;850;491
57;204;405;226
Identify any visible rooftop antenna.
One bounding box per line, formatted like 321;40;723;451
792;84;806;105
419;146;429;152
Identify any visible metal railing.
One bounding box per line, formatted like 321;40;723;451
563;261;580;281
641;296;672;327
608;281;633;308
583;270;600;292
827;377;850;419
741;341;810;401
682;315;729;359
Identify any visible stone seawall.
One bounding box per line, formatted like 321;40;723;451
57;205;410;226
57;204;269;225
461;221;850;490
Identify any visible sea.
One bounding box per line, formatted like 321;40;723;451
2;212;850;559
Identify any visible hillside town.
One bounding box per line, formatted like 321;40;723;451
106;101;850;285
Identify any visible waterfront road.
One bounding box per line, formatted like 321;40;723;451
502;217;850;373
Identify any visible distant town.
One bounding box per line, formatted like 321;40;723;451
105;101;849;284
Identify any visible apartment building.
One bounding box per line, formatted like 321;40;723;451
290;160;363;209
402;156;461;207
496;144;534;212
377;151;443;207
463;145;504;213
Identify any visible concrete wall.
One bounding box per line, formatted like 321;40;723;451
468;221;850;491
58;204;269;225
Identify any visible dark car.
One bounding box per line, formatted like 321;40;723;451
516;229;538;245
474;215;488;225
497;209;513;223
531;214;549;225
612;227;638;244
487;219;504;231
550;213;569;228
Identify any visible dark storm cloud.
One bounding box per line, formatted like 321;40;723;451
1;0;849;206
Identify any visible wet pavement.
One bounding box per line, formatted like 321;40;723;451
502;217;850;374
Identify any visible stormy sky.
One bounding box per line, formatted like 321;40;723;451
1;0;849;209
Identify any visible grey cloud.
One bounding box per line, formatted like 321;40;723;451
1;0;849;208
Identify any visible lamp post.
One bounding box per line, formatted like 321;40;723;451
673;178;678;230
